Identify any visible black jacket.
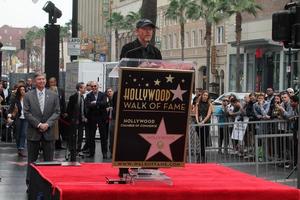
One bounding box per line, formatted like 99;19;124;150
85;91;108;122
120;39;162;60
66;92;86;123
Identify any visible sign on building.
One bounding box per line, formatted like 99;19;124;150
67;38;81;56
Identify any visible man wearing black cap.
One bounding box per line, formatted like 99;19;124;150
120;18;162;60
117;19;162;177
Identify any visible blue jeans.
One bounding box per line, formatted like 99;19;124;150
16;118;28;150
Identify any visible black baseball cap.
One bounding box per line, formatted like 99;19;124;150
136;19;158;29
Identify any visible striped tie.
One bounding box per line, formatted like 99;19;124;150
38;91;44;113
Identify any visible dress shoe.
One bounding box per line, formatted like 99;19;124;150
118;168;129;178
103;153;108;159
83;150;90;154
56;146;66;150
18;151;27;157
87;154;95;158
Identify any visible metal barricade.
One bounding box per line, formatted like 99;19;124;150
187;117;298;187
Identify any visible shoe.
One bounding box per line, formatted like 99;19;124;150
87;154;94;158
103;153;108;159
118;168;129;178
18;150;27;157
56;146;66;150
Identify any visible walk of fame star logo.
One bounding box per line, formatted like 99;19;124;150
170;84;187;101
139;118;183;161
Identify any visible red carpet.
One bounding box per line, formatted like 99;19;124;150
32;163;300;200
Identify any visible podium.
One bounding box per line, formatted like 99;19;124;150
110;59;195;183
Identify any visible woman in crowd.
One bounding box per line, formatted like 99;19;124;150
195;90;212;163
7;85;27;157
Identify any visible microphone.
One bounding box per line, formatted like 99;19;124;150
124;42;149;58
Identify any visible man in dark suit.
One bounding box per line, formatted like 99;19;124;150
23;73;60;185
48;77;67;149
85;81;108;159
66;82;87;154
117;18;162;177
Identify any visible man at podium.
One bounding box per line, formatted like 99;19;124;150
120;18;162;60
117;18;162;177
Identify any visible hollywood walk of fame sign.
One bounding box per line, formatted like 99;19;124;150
112;60;194;168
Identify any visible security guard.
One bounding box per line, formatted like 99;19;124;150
120;18;162;60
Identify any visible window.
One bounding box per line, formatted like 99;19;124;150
185;32;191;47
192;30;198;47
199;29;203;45
169;34;173;49
174;33;178;49
163;35;168;49
9;36;12;40
216;26;224;44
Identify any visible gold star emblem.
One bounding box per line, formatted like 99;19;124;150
154;79;161;86
165;74;175;83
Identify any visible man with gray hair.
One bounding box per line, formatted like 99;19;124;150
85;81;108;159
24;73;60;187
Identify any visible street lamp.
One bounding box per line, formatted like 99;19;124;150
43;1;61;86
43;1;62;24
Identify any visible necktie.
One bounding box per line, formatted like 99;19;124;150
38;91;44;113
80;95;85;120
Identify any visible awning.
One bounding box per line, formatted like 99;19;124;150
229;39;281;48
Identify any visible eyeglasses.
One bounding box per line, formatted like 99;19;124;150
91;85;97;88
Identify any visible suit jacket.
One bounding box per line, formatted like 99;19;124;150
66;92;86;123
85;91;108;122
24;88;61;141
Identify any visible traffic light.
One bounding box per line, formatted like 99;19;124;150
272;2;300;48
20;39;26;50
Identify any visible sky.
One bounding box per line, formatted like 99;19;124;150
0;0;72;28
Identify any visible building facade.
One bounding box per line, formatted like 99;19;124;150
227;0;295;93
111;0;297;93
0;25;31;74
78;0;112;61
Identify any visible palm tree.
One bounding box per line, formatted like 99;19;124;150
165;0;197;61
106;12;126;60
60;23;71;70
223;0;262;92
124;11;141;30
35;28;45;71
186;0;225;90
141;0;157;44
25;30;36;73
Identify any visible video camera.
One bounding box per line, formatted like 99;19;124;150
272;2;300;48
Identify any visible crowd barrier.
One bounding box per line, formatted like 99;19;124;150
187;116;298;187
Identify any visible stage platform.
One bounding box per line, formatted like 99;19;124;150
28;163;300;200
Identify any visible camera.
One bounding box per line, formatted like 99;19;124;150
272;2;300;48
